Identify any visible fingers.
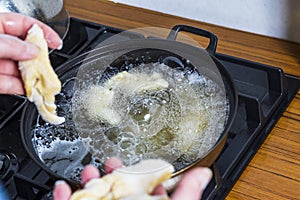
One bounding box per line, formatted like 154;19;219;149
152;184;168;196
0;59;24;94
80;157;123;185
81;165;101;186
104;157;124;173
0;74;24;94
0;35;39;60
0;12;62;49
0;59;20;77
53;180;72;200
171;167;212;200
53;162;211;200
53;164;101;200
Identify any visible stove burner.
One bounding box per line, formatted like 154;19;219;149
0;151;18;185
0;95;26;129
0;18;299;200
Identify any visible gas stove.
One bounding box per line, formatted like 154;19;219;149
0;18;299;200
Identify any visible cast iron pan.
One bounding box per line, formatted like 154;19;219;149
20;25;238;188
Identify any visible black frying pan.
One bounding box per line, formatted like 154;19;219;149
20;25;238;188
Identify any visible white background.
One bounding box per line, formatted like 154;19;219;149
111;0;300;43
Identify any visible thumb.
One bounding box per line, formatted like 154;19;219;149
171;167;212;200
0;34;39;60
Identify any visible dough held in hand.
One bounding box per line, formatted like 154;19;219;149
19;24;65;125
70;159;175;200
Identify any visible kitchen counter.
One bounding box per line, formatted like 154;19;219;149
64;0;300;199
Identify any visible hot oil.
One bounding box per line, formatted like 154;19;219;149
72;63;228;169
32;78;94;181
32;62;229;181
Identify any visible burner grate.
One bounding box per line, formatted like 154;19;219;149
0;18;299;200
201;53;299;200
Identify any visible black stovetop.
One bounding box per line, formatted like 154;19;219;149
0;18;299;200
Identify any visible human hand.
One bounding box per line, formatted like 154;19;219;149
53;157;213;200
0;12;62;94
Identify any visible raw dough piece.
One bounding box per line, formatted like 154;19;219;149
19;24;65;125
70;159;174;200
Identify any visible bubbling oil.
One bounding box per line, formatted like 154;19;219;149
32;62;229;181
72;62;228;167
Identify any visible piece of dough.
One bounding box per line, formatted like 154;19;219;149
83;71;169;125
19;24;65;125
104;71;169;94
84;85;121;125
70;159;174;200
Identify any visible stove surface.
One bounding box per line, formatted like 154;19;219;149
0;18;299;200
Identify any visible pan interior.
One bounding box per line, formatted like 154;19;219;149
30;47;229;182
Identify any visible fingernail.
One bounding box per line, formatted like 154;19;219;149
55;180;66;186
57;41;63;50
45;34;63;49
198;168;213;190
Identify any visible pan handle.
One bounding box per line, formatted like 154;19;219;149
167;25;218;55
